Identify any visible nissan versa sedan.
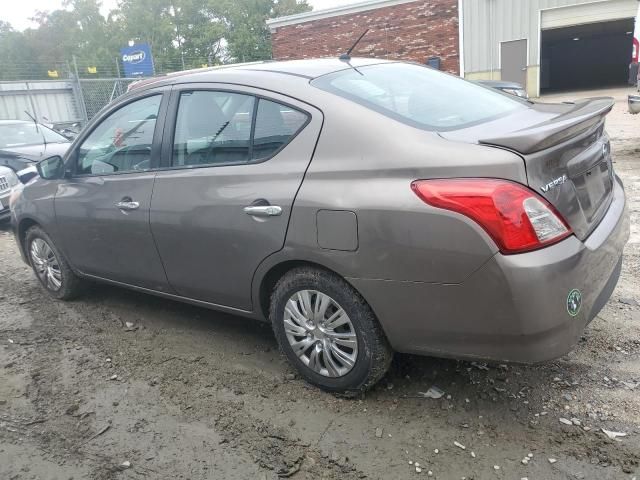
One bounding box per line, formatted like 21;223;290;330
10;58;629;393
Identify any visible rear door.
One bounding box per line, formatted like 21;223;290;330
150;84;322;311
54;91;172;291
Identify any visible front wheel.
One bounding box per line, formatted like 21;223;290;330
270;267;393;394
25;226;83;300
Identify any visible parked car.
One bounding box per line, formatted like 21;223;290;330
10;58;628;394
0;120;72;173
477;80;528;99
0;165;20;222
44;120;82;140
629;94;640;114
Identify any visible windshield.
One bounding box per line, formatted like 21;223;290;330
0;123;69;148
312;63;527;131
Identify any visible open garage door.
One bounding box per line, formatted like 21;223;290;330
540;18;635;92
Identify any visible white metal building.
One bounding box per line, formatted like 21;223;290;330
461;0;640;96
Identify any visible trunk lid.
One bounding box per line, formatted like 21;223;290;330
440;97;615;240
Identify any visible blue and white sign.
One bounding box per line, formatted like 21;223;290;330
120;43;154;77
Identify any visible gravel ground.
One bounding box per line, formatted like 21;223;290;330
1;87;639;480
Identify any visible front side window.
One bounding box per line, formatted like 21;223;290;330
76;95;161;175
312;63;527;131
172;91;308;168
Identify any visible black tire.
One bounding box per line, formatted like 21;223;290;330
25;225;83;300
270;267;393;394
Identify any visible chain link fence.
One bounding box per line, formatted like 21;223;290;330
1;55;224;125
0;76;143;127
78;78;139;121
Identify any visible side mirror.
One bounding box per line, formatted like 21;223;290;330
36;155;66;180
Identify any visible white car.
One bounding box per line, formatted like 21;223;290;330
0;166;20;223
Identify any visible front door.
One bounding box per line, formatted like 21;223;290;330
55;92;171;292
501;39;528;87
150;86;322;311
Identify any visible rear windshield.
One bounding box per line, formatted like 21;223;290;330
312;63;527;131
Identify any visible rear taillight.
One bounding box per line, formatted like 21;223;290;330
411;178;572;254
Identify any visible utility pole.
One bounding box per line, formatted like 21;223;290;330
72;55;89;124
72;55;80;79
172;4;186;71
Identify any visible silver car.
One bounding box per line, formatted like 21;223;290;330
629;94;640;114
10;59;629;393
0;166;21;222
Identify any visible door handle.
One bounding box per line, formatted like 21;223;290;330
243;205;282;217
115;200;140;211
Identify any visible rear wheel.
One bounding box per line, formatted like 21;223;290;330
270;267;393;394
25;226;83;300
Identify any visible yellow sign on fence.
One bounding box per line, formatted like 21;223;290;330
47;70;59;78
87;66;97;74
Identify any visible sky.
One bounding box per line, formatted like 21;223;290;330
2;0;359;31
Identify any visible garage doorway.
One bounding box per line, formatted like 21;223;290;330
540;19;635;92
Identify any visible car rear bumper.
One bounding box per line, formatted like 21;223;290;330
349;176;629;363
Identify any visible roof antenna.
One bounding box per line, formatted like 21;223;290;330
339;28;369;61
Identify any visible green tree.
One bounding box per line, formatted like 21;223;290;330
171;0;227;69
0;22;38;80
109;0;180;73
223;0;310;63
28;9;81;70
0;0;312;81
65;0;120;76
272;0;311;18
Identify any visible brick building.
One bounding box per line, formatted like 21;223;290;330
267;0;461;75
268;0;640;98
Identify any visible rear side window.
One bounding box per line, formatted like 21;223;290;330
252;100;308;160
172;91;308;168
312;63;527;131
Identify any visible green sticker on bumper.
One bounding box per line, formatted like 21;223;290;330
567;289;582;317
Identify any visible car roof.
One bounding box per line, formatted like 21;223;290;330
231;57;394;78
128;57;396;92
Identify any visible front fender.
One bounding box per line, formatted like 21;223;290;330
11;179;62;265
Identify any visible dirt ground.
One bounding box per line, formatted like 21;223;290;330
1;88;639;480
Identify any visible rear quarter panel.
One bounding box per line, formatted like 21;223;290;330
281;98;528;285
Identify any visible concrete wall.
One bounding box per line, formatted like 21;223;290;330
269;0;460;75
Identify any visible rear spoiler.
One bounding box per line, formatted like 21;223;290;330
479;97;614;154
